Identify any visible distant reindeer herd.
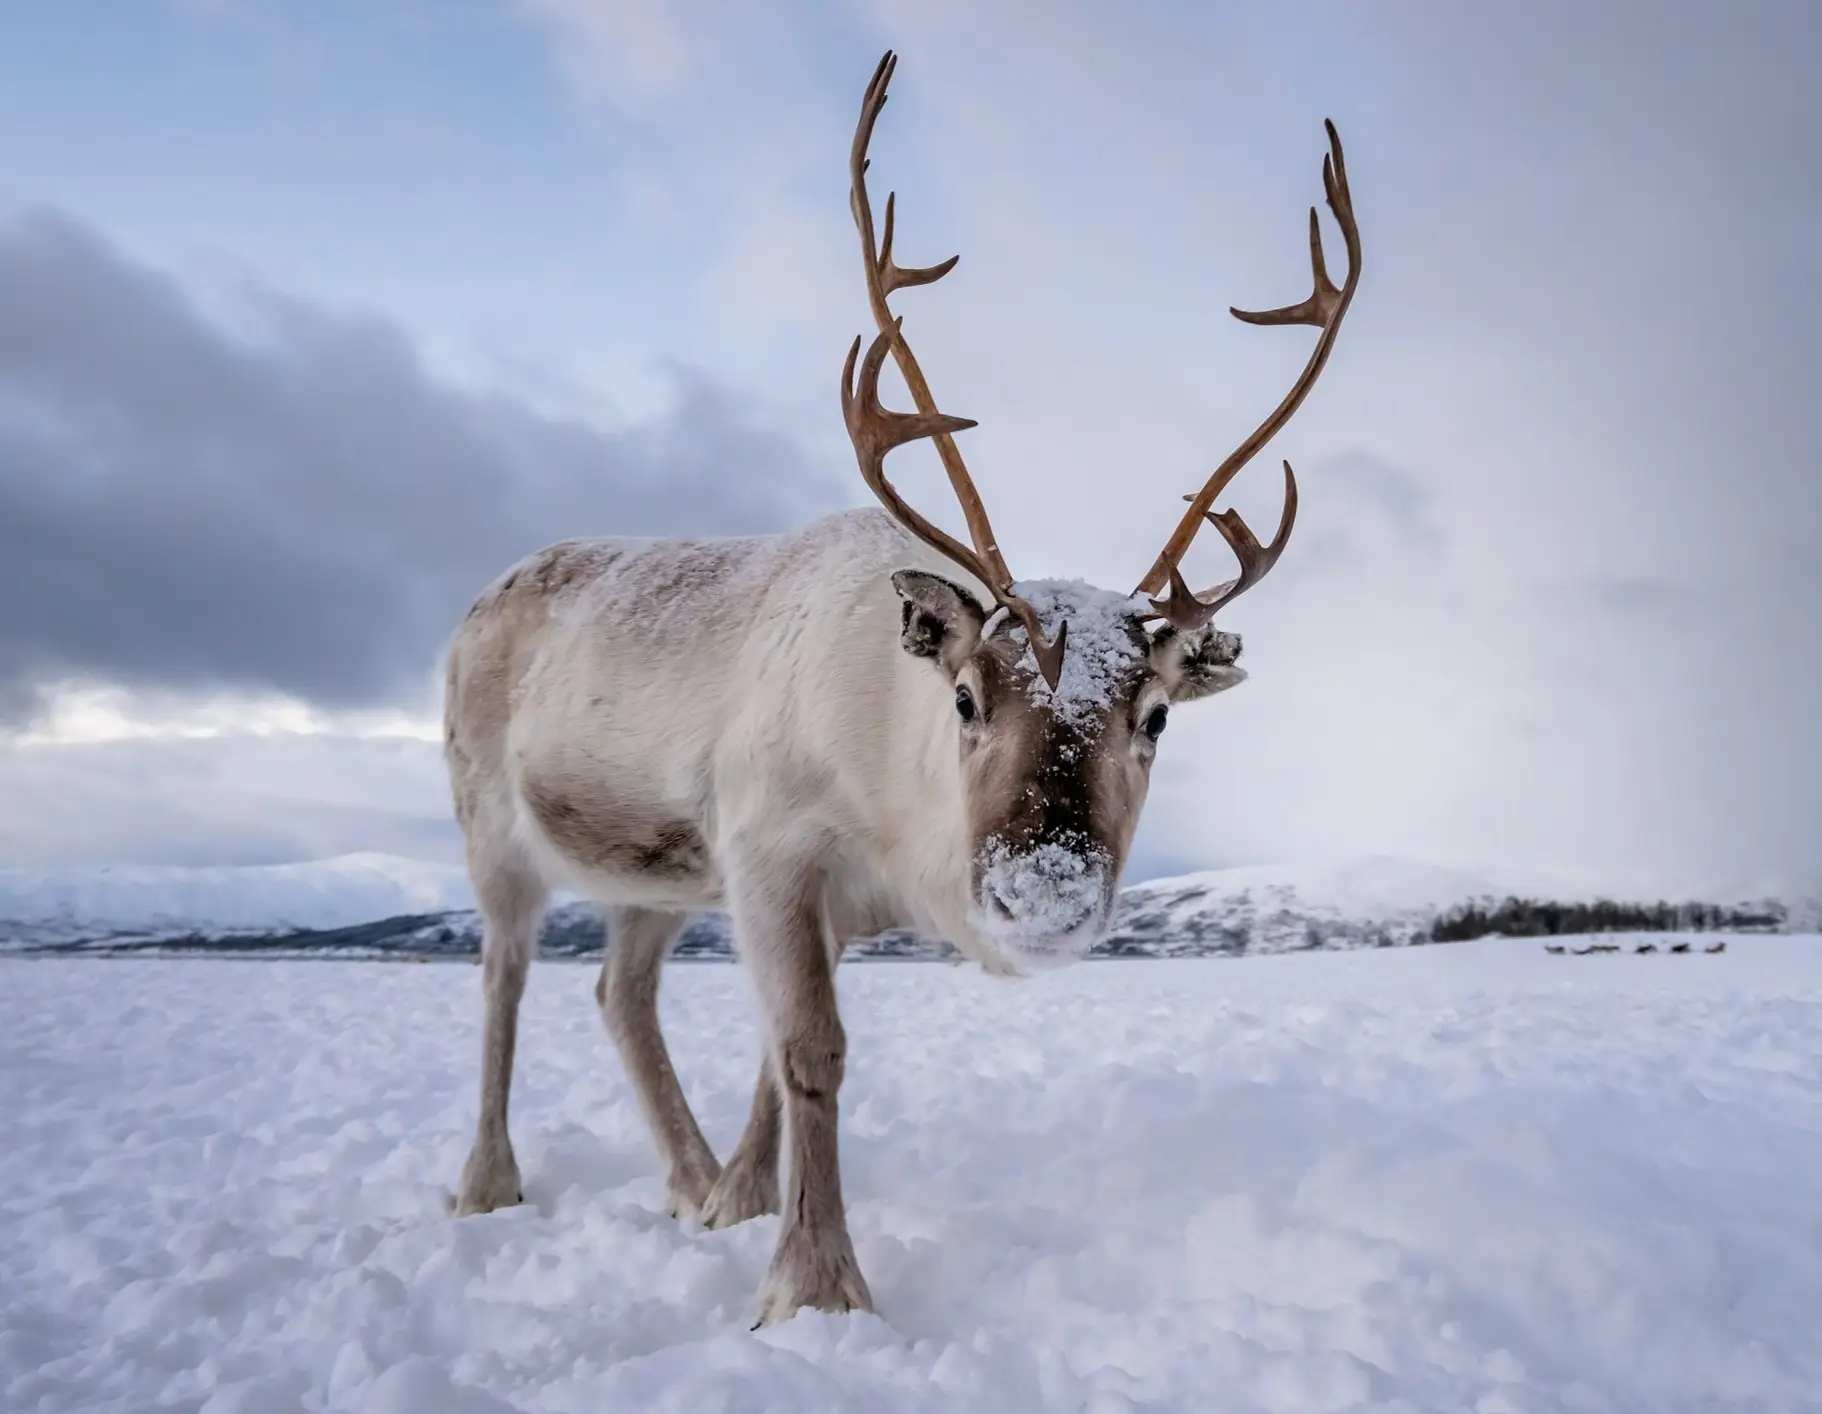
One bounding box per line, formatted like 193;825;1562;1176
1543;940;1728;956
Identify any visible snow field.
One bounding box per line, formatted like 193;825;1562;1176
3;940;1821;1413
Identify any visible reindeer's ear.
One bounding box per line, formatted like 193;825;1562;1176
892;570;986;671
1150;624;1248;702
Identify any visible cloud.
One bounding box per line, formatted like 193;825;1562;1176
4;2;1819;890
516;0;700;111
0;211;838;721
0;732;458;868
516;0;840;122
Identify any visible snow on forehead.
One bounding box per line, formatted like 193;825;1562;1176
1006;579;1152;725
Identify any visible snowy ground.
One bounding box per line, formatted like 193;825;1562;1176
4;940;1821;1414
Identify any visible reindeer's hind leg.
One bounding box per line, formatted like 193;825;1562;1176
700;1055;782;1228
597;907;722;1220
455;840;548;1216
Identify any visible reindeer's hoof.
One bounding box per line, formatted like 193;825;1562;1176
700;1159;780;1230
755;1225;874;1325
454;1140;523;1217
665;1159;720;1224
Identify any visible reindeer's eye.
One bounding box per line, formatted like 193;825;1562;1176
955;687;977;723
1142;704;1168;742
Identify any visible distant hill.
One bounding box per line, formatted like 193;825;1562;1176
0;853;474;944
2;853;1811;959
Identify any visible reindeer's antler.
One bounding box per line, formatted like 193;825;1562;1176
1135;119;1361;630
842;50;1068;689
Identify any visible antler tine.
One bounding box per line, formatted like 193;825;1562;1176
880;192;960;294
844;50;1067;688
1231;120;1355;330
1152;462;1299;631
1136;118;1360;624
1229;206;1340;329
841;323;988;583
849;55;965;298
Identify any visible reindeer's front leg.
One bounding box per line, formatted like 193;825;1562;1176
729;863;872;1323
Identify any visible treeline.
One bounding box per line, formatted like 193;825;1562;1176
1430;897;1785;943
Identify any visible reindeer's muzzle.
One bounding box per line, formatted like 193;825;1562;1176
970;838;1113;969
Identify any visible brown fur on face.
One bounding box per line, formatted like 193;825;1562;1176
892;569;1249;945
955;622;1151;901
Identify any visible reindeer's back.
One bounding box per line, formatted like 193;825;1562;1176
442;509;936;905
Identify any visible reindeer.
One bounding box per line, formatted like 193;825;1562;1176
441;51;1362;1324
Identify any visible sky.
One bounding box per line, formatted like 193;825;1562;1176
0;1;1817;894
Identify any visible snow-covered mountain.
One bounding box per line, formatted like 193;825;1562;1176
0;853;474;945
1;852;1811;958
1102;856;1564;956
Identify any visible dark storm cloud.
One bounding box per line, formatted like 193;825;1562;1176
0;211;837;720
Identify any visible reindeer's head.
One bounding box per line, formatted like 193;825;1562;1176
841;52;1361;970
891;570;1247;967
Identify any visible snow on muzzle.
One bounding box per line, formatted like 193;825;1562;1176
971;838;1113;967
